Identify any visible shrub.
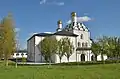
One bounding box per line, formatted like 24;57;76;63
53;60;120;66
22;57;27;65
17;60;120;66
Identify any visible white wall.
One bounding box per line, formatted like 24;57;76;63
35;36;45;62
73;29;91;47
97;54;108;61
27;37;35;62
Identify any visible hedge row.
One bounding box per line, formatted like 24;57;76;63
17;60;120;66
1;60;120;66
53;60;120;66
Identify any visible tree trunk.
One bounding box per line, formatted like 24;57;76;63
4;55;8;66
101;54;105;64
94;54;97;62
48;57;51;68
116;54;119;63
5;59;8;66
15;57;17;68
67;57;69;62
60;57;62;63
15;62;17;68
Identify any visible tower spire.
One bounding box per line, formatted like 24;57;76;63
56;20;62;31
71;12;77;28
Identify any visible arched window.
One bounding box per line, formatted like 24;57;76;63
81;34;83;39
78;42;80;47
80;23;82;25
73;22;75;26
81;54;85;61
85;42;88;47
16;53;19;56
21;53;24;56
82;42;84;47
91;55;94;61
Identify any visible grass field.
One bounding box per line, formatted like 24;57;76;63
0;64;120;79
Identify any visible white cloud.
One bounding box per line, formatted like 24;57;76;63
54;2;64;6
66;16;92;24
40;0;47;4
77;16;92;22
40;0;64;6
14;28;20;32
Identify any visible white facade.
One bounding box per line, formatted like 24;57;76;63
27;12;107;63
27;36;35;61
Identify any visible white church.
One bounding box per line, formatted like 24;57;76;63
27;12;107;63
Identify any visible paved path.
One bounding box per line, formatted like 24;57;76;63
17;62;55;65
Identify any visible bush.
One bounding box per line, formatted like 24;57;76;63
0;60;15;66
8;60;16;65
16;60;120;66
53;60;120;66
22;57;27;65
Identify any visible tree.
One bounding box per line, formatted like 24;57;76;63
0;13;16;66
22;57;27;65
113;37;120;58
91;41;101;61
39;36;58;64
116;37;120;58
92;36;110;62
110;37;120;63
97;36;110;63
56;38;65;63
105;37;115;58
0;23;4;59
63;38;74;62
92;36;120;63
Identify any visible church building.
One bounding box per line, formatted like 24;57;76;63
27;12;107;63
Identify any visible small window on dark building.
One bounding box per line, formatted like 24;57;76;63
81;34;83;39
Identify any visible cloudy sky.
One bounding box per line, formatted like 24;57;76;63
0;0;120;49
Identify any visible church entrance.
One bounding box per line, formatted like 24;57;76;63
81;54;85;61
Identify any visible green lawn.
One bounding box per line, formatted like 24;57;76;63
0;64;120;79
